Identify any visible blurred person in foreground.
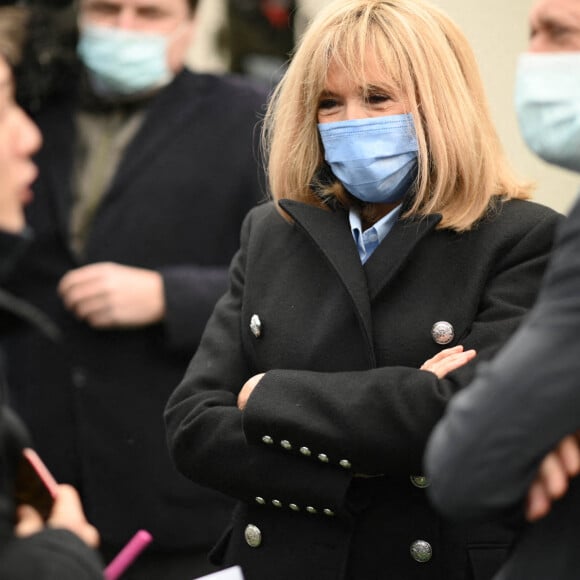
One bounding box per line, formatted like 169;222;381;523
164;1;562;578
425;0;580;578
0;0;269;577
0;5;101;578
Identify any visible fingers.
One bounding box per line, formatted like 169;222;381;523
14;504;44;538
557;434;580;477
58;263;164;328
237;373;265;410
525;435;580;522
526;478;552;522
48;484;100;548
420;345;477;379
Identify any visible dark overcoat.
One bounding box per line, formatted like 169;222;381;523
165;197;561;580
1;69;268;551
425;192;580;580
1;231;102;579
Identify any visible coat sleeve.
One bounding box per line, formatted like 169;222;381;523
0;529;104;580
424;194;580;521
165;209;352;514
165;203;559;515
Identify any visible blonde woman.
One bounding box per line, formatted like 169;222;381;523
165;1;561;579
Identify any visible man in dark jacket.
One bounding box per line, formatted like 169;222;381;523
425;0;580;577
0;0;268;577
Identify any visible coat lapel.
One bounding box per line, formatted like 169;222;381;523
364;213;442;300
106;70;207;198
278;199;374;356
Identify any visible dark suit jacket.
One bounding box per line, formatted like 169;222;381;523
165;197;560;580
425;192;580;580
1;68;268;550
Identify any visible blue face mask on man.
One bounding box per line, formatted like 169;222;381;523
77;24;174;97
317;113;419;204
515;52;580;173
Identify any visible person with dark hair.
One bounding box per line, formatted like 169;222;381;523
1;0;269;577
0;5;102;577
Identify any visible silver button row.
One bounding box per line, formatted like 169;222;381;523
254;496;334;517
261;436;352;470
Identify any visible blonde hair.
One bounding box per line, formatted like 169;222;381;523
263;0;532;231
0;6;30;67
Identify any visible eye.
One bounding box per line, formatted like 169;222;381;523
366;92;391;105
318;97;339;110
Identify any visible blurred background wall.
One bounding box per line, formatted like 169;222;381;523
187;0;579;214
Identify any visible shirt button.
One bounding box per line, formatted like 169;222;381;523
339;459;352;469
280;440;292;450
300;446;311;456
262;435;274;445
317;453;329;463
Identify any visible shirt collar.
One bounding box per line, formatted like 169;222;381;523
349;205;403;264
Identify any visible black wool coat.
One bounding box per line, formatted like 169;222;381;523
1;69;268;551
166;197;561;580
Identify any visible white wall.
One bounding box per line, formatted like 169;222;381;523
187;0;579;213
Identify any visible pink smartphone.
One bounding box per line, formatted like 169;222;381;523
14;447;59;520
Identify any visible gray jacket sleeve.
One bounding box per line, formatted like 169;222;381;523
424;192;580;521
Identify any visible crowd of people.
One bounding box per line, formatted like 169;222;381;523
1;0;579;579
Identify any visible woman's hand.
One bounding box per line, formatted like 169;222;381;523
237;373;265;410
526;432;580;522
420;345;476;379
15;484;100;548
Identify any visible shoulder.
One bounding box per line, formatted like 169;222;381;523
484;198;563;231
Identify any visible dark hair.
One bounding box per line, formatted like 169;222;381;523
14;3;80;113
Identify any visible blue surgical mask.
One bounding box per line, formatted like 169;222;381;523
318;114;419;204
77;24;173;97
515;52;580;173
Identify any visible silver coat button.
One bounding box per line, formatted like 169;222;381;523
300;446;311;456
410;540;432;563
255;496;266;505
410;475;430;488
289;503;300;511
318;453;329;463
272;499;282;508
244;524;262;548
250;314;262;338
323;509;335;517
306;506;317;514
431;321;454;345
339;459;352;469
262;435;273;444
280;440;292;450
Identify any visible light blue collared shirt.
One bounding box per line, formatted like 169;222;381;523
349;205;403;264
